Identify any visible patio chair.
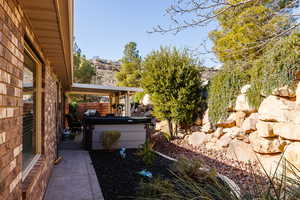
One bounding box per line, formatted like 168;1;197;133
65;114;82;133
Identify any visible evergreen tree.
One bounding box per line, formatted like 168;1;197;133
116;42;142;87
73;42;96;83
142;47;204;137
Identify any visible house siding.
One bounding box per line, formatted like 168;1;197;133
0;0;64;200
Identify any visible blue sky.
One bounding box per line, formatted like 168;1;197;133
75;0;217;67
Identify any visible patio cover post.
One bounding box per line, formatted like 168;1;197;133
125;92;131;116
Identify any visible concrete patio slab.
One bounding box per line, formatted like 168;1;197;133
44;150;104;200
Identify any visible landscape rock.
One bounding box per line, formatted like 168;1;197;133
216;120;236;128
155;120;169;133
235;94;256;113
257;154;282;175
249;132;286;154
227;140;257;162
258;95;295;122
223;127;242;139
202;122;214;133
272;86;295;98
188;132;212;146
241;113;259;133
213;127;223;139
235;111;246;127
241;84;251;94
256;121;277;138
284;142;300;170
296;82;300;105
227;112;237;121
273;123;300;141
217;133;233;148
202;109;210;125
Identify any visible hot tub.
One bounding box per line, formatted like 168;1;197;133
83;116;151;150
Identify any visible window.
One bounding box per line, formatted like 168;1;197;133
22;44;42;175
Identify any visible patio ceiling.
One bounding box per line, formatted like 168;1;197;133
67;83;144;96
21;0;74;88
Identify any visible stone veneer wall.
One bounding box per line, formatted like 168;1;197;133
0;0;63;199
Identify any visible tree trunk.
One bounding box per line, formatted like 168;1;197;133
167;119;174;139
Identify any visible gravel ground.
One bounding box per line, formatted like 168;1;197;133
153;136;269;196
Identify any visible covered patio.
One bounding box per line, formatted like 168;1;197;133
66;83;144;117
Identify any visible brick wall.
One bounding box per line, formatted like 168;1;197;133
0;0;63;200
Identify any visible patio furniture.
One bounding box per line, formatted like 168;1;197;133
65;114;82;134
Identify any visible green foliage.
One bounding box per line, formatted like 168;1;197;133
142;47;205;136
207;0;299;123
247;32;300;108
209;0;289;63
133;92;146;103
102;130;121;150
73;42;96;83
136;176;175;200
137;155;300;200
136;140;156;166
116;42;142;87
208;67;249;123
137;156;239;200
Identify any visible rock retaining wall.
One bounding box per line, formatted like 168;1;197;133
187;83;300;174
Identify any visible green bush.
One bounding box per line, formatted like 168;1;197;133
208;32;300;123
136;140;156;166
137;155;300;200
102;130;121;150
208;66;249;124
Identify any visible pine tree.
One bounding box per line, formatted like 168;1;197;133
116;42;142;87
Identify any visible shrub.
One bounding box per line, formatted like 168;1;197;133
102;130;121;150
136;140;156;166
142;47;205;137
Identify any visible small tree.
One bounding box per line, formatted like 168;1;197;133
142;47;204;138
116;42;142;87
73;42;96;83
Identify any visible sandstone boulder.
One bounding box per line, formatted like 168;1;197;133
272;86;295;98
249;132;286;154
213;127;223;139
202;122;214;133
202;109;210;125
227;112;237;121
216;120;236;128
216;133;233;148
155;120;169;133
256;121;277;138
235;94;256;113
223;127;242;139
258;95;295;122
188;132;212;146
235;111;246;127
296;82;300;105
287;108;300;124
242;113;259;133
227;140;257;162
241;84;251;94
284;142;300;170
273;123;300;141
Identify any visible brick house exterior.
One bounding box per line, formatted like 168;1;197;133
0;0;73;200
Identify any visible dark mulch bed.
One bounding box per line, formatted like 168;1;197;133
89;149;174;200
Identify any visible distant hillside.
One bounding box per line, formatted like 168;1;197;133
90;58;120;86
90;57;218;87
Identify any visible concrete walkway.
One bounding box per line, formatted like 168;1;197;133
44;150;104;200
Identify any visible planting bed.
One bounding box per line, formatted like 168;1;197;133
89;149;174;200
